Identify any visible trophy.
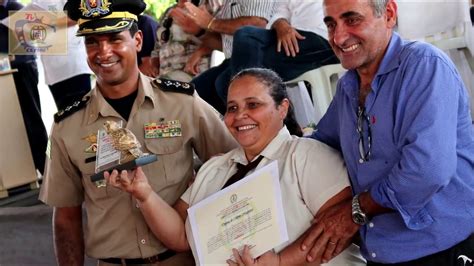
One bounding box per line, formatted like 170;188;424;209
90;121;157;186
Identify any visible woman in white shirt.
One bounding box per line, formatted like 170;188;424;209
105;68;364;265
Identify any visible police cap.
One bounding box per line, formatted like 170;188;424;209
64;0;146;36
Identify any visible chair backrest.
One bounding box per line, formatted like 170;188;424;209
285;64;346;124
210;50;225;68
397;1;469;39
397;0;474;118
397;1;473;70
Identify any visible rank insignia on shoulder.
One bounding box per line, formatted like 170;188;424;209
152;78;194;95
54;98;89;123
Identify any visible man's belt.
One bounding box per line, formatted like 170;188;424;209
100;249;176;265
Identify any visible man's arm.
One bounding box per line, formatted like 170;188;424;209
53;206;84;266
300;191;392;263
206;16;267;35
272;18;306;57
200;31;223;51
183;2;268;35
231;188;356;265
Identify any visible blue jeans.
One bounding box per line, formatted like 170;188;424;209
191;59;231;114
193;26;338;112
231;26;338;80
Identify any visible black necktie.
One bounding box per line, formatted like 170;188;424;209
222;156;264;189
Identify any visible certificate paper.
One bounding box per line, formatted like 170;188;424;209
187;161;288;265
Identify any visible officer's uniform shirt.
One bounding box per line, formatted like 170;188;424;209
39;73;237;259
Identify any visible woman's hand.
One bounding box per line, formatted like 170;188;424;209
169;7;202;34
183;2;213;29
104;167;153;203
185;48;207;75
227;245;280;266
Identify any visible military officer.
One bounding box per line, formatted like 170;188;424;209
38;0;237;265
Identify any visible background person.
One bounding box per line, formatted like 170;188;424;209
35;0;93;110
183;0;275;114
226;0;339;102
149;0;221;81
302;0;474;265
105;68;365;266
39;0;236;265
0;0;48;175
137;13;159;77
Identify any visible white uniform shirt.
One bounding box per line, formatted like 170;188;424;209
182;127;366;265
35;0;92;85
267;0;328;39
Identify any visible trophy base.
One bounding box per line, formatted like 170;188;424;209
90;154;158;182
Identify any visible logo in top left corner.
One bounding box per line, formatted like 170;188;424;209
7;9;67;55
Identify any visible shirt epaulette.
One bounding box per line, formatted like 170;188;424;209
54;98;88;123
152;78;194;95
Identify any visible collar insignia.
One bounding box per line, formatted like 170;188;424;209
82;133;98;153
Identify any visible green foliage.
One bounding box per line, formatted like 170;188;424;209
16;0;175;21
144;0;176;20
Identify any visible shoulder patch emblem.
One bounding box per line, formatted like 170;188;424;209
152;78;194;95
54;98;89;123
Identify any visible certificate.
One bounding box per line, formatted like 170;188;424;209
187;161;288;265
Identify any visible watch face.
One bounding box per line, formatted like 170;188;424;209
353;212;368;225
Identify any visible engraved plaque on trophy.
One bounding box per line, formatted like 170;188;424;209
91;121;157;186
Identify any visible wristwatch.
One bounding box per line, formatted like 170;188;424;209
352;194;369;225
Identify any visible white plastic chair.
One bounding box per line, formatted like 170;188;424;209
285;64;346;124
397;0;474;73
210;50;225;68
397;0;474;115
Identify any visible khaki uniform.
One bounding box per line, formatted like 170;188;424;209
39;73;236;261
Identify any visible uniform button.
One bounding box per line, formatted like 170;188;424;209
140;239;146;244
369;222;374;228
371;252;376;258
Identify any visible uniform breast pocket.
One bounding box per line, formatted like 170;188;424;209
143;137;188;187
82;167;125;208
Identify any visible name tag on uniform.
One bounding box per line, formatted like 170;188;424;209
144;120;182;139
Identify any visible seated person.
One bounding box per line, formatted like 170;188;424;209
183;0;274;114
105;68;365;265
225;0;340;102
150;0;221;82
137;14;159;77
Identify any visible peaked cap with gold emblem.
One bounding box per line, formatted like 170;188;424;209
64;0;146;36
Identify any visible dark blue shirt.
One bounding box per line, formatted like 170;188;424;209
312;32;474;263
137;14;158;65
